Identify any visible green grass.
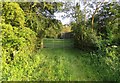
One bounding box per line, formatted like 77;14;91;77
2;48;103;81
3;47;119;81
43;38;74;48
38;48;103;81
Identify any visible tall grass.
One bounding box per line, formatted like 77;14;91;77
2;47;119;81
2;48;101;81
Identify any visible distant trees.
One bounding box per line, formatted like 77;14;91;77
18;2;63;48
19;2;62;33
70;1;120;50
45;19;62;38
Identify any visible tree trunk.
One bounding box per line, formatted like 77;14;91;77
91;1;104;31
92;15;94;31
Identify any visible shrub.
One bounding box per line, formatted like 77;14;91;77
73;26;99;51
1;2;37;64
90;42;120;81
1;49;71;81
1;23;37;64
82;29;99;49
2;2;25;27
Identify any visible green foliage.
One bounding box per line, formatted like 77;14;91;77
90;47;120;81
92;3;120;79
25;13;45;35
94;2;120;45
45;19;62;38
1;48;102;81
1;1;120;81
81;29;98;49
1;48;71;81
1;2;37;64
71;22;99;50
1;23;36;63
2;2;25;27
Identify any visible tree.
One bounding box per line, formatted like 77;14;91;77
18;2;63;48
19;2;62;32
45;19;62;38
91;1;105;31
94;2;120;45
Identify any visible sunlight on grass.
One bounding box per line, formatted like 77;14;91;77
38;48;101;81
2;47;116;81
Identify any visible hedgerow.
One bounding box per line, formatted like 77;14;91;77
1;2;37;64
1;23;36;64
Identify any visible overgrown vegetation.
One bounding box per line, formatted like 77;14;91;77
71;2;120;81
1;2;37;64
1;1;120;81
1;48;105;81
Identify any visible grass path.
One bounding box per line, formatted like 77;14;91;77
2;43;119;81
37;48;102;81
2;47;104;81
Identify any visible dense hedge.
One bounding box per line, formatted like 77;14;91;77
2;2;25;27
1;23;37;64
1;2;37;64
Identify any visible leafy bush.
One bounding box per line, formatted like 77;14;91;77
89;43;120;81
72;24;99;50
1;23;36;64
1;49;71;81
2;2;25;27
82;29;99;49
1;2;37;64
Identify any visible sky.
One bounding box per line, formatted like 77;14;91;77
54;12;72;25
